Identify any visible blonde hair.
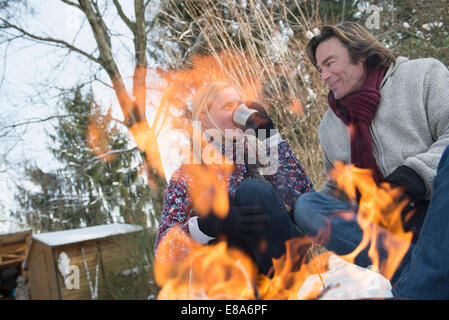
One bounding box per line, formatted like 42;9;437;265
191;81;234;136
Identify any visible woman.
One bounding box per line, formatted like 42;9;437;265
154;81;314;275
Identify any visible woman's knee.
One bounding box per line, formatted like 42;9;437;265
235;178;274;206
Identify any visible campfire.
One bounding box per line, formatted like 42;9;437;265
154;160;413;300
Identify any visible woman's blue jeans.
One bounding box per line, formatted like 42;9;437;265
228;178;302;275
294;145;449;299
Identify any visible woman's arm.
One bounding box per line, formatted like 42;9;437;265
154;168;192;254
265;134;315;209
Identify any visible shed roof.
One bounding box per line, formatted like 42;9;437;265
0;228;32;269
0;228;32;246
32;223;143;247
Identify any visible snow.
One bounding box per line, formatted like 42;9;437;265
305;31;314;40
0;228;32;237
33;223;143;247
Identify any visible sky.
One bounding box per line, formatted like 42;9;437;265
0;1;172;233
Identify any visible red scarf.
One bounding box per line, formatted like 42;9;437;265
328;66;387;184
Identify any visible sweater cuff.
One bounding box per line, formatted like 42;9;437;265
384;165;427;200
188;216;215;244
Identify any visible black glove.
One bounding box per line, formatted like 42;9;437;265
384;165;429;242
197;203;270;240
245;101;276;140
384;165;427;203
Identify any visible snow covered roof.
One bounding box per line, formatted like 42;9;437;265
0;228;32;237
0;228;32;246
32;223;143;247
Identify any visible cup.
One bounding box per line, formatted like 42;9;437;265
232;103;258;128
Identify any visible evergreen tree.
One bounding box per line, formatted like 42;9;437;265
13;87;156;232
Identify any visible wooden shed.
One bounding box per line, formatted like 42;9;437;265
0;229;32;299
22;223;143;300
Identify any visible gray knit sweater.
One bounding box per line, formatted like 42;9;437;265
319;56;449;200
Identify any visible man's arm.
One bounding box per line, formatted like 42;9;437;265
402;59;449;198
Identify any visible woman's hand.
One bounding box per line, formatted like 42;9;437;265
197;204;270;240
245;101;276;140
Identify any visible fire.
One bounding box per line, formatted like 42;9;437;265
155;227;257;300
328;161;413;280
257;238;330;300
86;105;116;163
187;164;233;219
154;229;331;300
154;161;413;299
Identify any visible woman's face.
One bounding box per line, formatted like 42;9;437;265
200;86;241;132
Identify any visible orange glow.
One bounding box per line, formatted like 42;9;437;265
99;50;414;299
186;164;232;219
86;110;115;163
287;96;303;116
129;120;166;179
258;238;330;300
328;161;413;280
154;161;413;299
155;228;257;300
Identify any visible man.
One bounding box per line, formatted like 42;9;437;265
294;21;449;298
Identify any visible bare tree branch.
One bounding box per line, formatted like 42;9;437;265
60;0;82;10
112;0;136;33
0;17;102;65
134;0;147;67
86;146;139;164
78;0;133;115
0;113;126;137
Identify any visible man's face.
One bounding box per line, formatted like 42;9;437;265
315;37;367;99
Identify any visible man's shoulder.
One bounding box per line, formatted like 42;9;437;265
394;56;447;73
385;56;447;88
318;108;346;133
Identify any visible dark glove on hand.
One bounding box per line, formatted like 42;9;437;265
384;165;429;242
384;165;427;202
197;203;270;241
245;101;275;140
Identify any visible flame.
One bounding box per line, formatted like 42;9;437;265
187;164;232;219
128;120;166;179
148;49;269;218
155;227;257;300
154;161;414;299
258;238;330;300
86;105;116;163
328;161;413;280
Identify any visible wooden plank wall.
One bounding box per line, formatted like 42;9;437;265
26;241;60;300
53;234;137;300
